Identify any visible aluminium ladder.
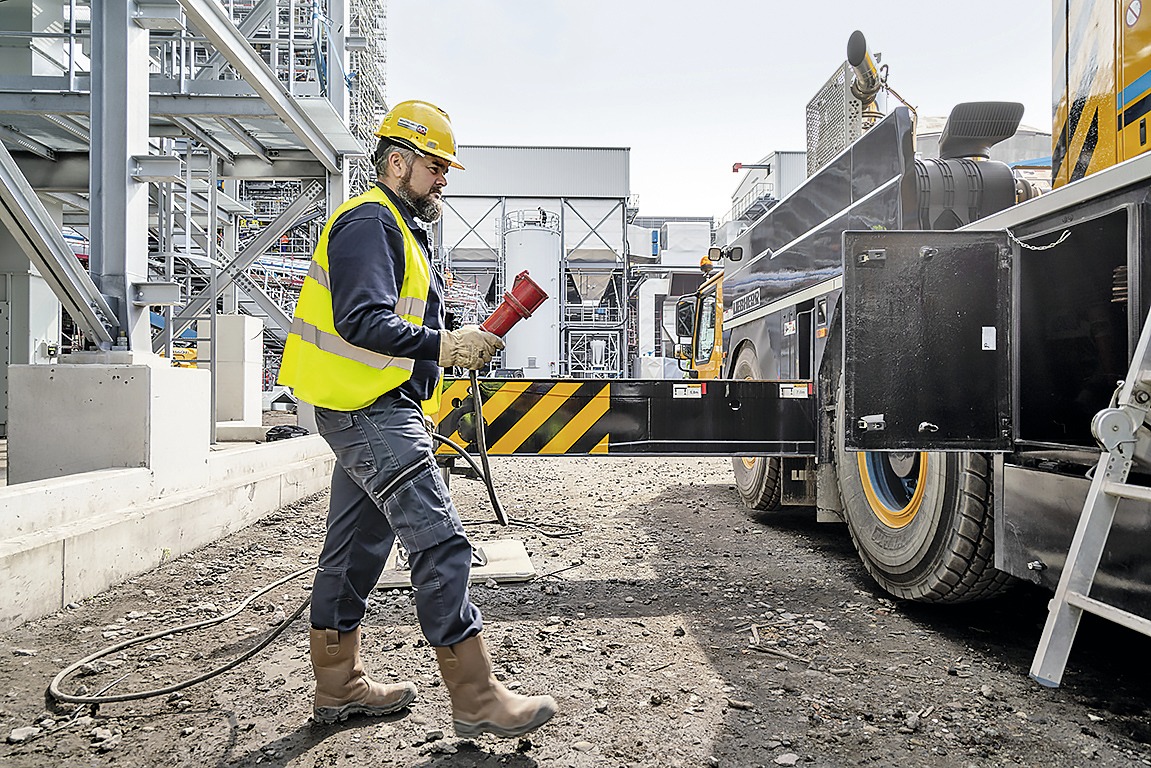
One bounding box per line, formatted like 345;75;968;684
1030;308;1151;687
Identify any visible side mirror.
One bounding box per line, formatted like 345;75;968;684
675;297;696;340
727;245;743;262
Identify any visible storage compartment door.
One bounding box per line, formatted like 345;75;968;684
843;230;1013;451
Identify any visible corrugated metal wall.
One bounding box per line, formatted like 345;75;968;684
446;146;630;198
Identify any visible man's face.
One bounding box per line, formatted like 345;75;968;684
397;153;449;222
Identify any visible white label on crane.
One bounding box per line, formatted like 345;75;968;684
981;326;997;350
1127;0;1141;27
779;384;809;399
673;383;703;399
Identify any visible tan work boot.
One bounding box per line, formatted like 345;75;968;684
310;627;417;724
435;633;557;738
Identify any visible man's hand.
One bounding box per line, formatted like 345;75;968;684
438;325;504;370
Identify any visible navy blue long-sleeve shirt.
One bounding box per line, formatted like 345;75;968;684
326;183;444;404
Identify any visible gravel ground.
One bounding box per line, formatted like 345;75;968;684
2;454;1151;768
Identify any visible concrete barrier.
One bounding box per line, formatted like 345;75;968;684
0;436;334;632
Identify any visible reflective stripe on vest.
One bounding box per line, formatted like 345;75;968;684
277;186;442;414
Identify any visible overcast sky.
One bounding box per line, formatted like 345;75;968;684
385;1;1052;220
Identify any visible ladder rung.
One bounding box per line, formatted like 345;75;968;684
1065;592;1151;637
1101;480;1151;503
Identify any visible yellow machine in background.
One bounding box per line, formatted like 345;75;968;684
1053;0;1151;186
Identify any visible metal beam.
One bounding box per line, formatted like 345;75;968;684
41;113;90;142
10;151;329;190
193;0;275;79
169;116;236;163
0;142;116;347
0;124;55;161
157;180;322;350
232;271;292;339
90;0;153;350
215;117;271;164
0;91;282;119
175;0;342;173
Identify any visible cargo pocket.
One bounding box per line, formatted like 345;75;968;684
315;408;376;483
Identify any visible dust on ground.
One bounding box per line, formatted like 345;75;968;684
2;455;1151;767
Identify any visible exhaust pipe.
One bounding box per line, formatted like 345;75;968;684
847;30;883;126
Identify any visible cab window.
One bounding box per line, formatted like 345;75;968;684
695;292;717;364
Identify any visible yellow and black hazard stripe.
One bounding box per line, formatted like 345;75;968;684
431;378;817;457
434;379;612;456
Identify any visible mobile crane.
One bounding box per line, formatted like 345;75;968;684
674;1;1151;623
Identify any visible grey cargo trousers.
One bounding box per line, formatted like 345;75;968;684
310;391;482;647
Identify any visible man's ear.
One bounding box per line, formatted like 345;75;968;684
387;150;408;178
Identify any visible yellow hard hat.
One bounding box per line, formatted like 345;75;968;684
375;100;464;170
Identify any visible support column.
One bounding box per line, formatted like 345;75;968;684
89;0;151;351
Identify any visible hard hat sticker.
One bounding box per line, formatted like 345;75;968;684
397;117;428;135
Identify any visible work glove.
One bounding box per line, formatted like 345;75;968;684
438;325;504;370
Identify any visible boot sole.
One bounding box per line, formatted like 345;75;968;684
313;689;417;724
453;703;557;739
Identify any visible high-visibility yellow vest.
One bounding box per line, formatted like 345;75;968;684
278;186;442;415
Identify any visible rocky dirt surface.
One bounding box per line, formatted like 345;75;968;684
3;454;1151;768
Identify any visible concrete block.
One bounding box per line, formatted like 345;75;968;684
8;364;210;492
198;314;263;364
0;468;152;537
215;423;268;442
212;361;262;424
145;364;212;495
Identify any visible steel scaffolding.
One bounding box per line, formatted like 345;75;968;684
0;0;376;435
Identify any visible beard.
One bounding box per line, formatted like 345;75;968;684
397;166;443;222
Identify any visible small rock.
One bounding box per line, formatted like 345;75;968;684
650;693;664;706
572;740;595;752
180;727;196;737
727;699;754;711
7;726;41;743
673;626;686;637
706;757;721;768
774;754;800;766
95;734;121;752
12;649;36;657
424;729;444;742
594;701;609;713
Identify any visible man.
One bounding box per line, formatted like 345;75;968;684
278;100;557;738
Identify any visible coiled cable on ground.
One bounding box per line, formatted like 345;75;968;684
49;565;315;706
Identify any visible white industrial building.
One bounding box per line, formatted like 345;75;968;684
438;145;632;378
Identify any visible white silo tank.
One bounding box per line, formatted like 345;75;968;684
502;212;561;376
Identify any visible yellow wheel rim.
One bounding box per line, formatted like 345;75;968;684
857;452;928;529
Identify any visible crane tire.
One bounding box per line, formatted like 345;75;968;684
834;377;1014;603
731;347;782;515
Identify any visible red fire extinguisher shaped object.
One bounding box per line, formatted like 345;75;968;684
480;270;549;337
